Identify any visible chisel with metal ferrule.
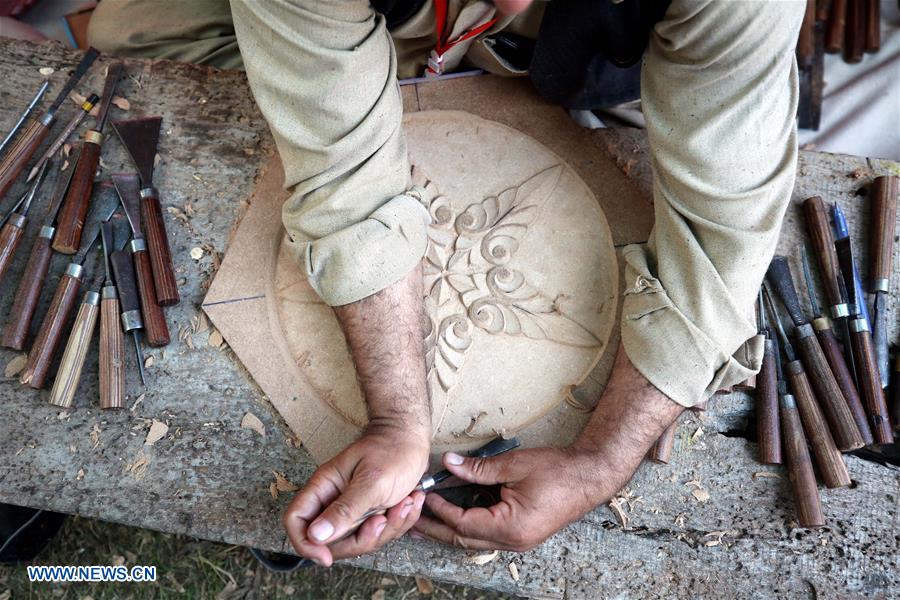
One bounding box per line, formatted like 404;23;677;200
0;160;51;284
771;310;824;528
26;93;99;183
109;212;147;386
763;286;851;488
801;247;874;445
53;62;124;254
766;257;864;451
803;196;856;380
2;148;82;350
19;191;118;389
112;173;170;346
0;80;49;158
868;176;897;389
0;49;99;202
112;117;179;306
0;194;26;230
833;203;871;327
416;437;521;492
756;290;781;464
835;236;894;443
98;219;125;409
47;271;103;409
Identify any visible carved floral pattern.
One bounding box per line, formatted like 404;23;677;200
414;164;603;421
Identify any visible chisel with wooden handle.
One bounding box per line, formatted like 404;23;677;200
648;420;677;464
112;173;170;346
0;160;51;284
112;117;179;306
48;286;100;409
780;393;825;528
0;49;99;202
98;219;125;409
109;213;147;386
756;291;781;464
766;257;864;451
825;0;847;52
2;147;82;350
869;176;896;389
864;0;880;52
53;61;124;254
26;93;99;183
19;191;118;389
835;236;893;443
844;0;865;62
800;248;873;445
763;286;851;488
0;80;48;158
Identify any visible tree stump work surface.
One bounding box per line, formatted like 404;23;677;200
0;40;897;599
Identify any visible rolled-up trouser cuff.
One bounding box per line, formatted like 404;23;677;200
620;245;764;408
287;190;431;307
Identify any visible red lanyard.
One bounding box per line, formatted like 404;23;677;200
427;0;497;75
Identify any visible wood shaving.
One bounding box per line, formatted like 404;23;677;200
269;482;278;500
144;355;155;369
76;468;85;480
752;471;782;479
414;576;434;595
609;496;629;528
184;202;195;218
273;471;299;493
4;354;27;378
39;67;55;76
90;423;102;449
690;427;704;443
463;411;488;436
111;96;130;110
61;160;70;172
112;555;125;566
57;410;69;420
241;412;266;437
168;206;190;224
179;326;195;349
69;444;77;454
62;143;72;157
508;561;520;582
370;590;386;600
144;420;168;445
190;247;204;260
191;313;210;334
208;329;224;349
130;393;146;412
125;452;150;480
691;488;710;503
674;513;687;527
465;550;498;565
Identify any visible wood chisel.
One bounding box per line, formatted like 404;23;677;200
0;80;49;158
112;173;170;346
756;289;781;464
109;212;147;386
0;159;51;284
0;48;99;202
98;218;125;408
762;285;851;488
26;93;99;183
766;256;864;451
867;176;897;390
2;147;82;351
19;189;118;389
801;247;874;445
53;61;124;254
112;117;180;306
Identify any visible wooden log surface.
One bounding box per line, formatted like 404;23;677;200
0;39;898;599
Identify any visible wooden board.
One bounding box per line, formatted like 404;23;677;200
0;39;897;599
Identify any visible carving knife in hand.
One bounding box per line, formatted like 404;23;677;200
416;437;521;491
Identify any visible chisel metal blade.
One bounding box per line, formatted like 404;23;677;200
111;117;161;187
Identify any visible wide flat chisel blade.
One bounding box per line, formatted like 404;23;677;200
111;117;161;187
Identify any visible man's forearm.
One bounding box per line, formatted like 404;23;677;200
572;344;683;492
333;265;431;441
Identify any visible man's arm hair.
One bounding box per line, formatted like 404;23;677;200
333;264;431;440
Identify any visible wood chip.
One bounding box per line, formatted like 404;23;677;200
465;550;498;565
111;96;130;110
508;561;520;582
112;555;125;566
144;355;154;369
690;427;704;442
4;354;26;378
61;159;70;172
273;471;299;493
169;206;190;224
752;471;782;480
190;246;204;260
208;329;224;349
463;411;488;436
691;488;710;503
414;576;434;595
241;412;266;437
609;497;629;528
125;452;150;480
269;482;278;500
76;468;85;480
90;423;102;449
39;67;55;76
144;420;169;446
130;393;146;412
62;143;72;157
370;590;386;600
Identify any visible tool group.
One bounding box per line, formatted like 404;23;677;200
0;48;179;410
757;177;897;528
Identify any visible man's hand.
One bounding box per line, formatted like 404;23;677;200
283;429;428;566
413;343;684;551
412;447;611;551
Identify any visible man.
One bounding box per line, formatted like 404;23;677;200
90;0;804;566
